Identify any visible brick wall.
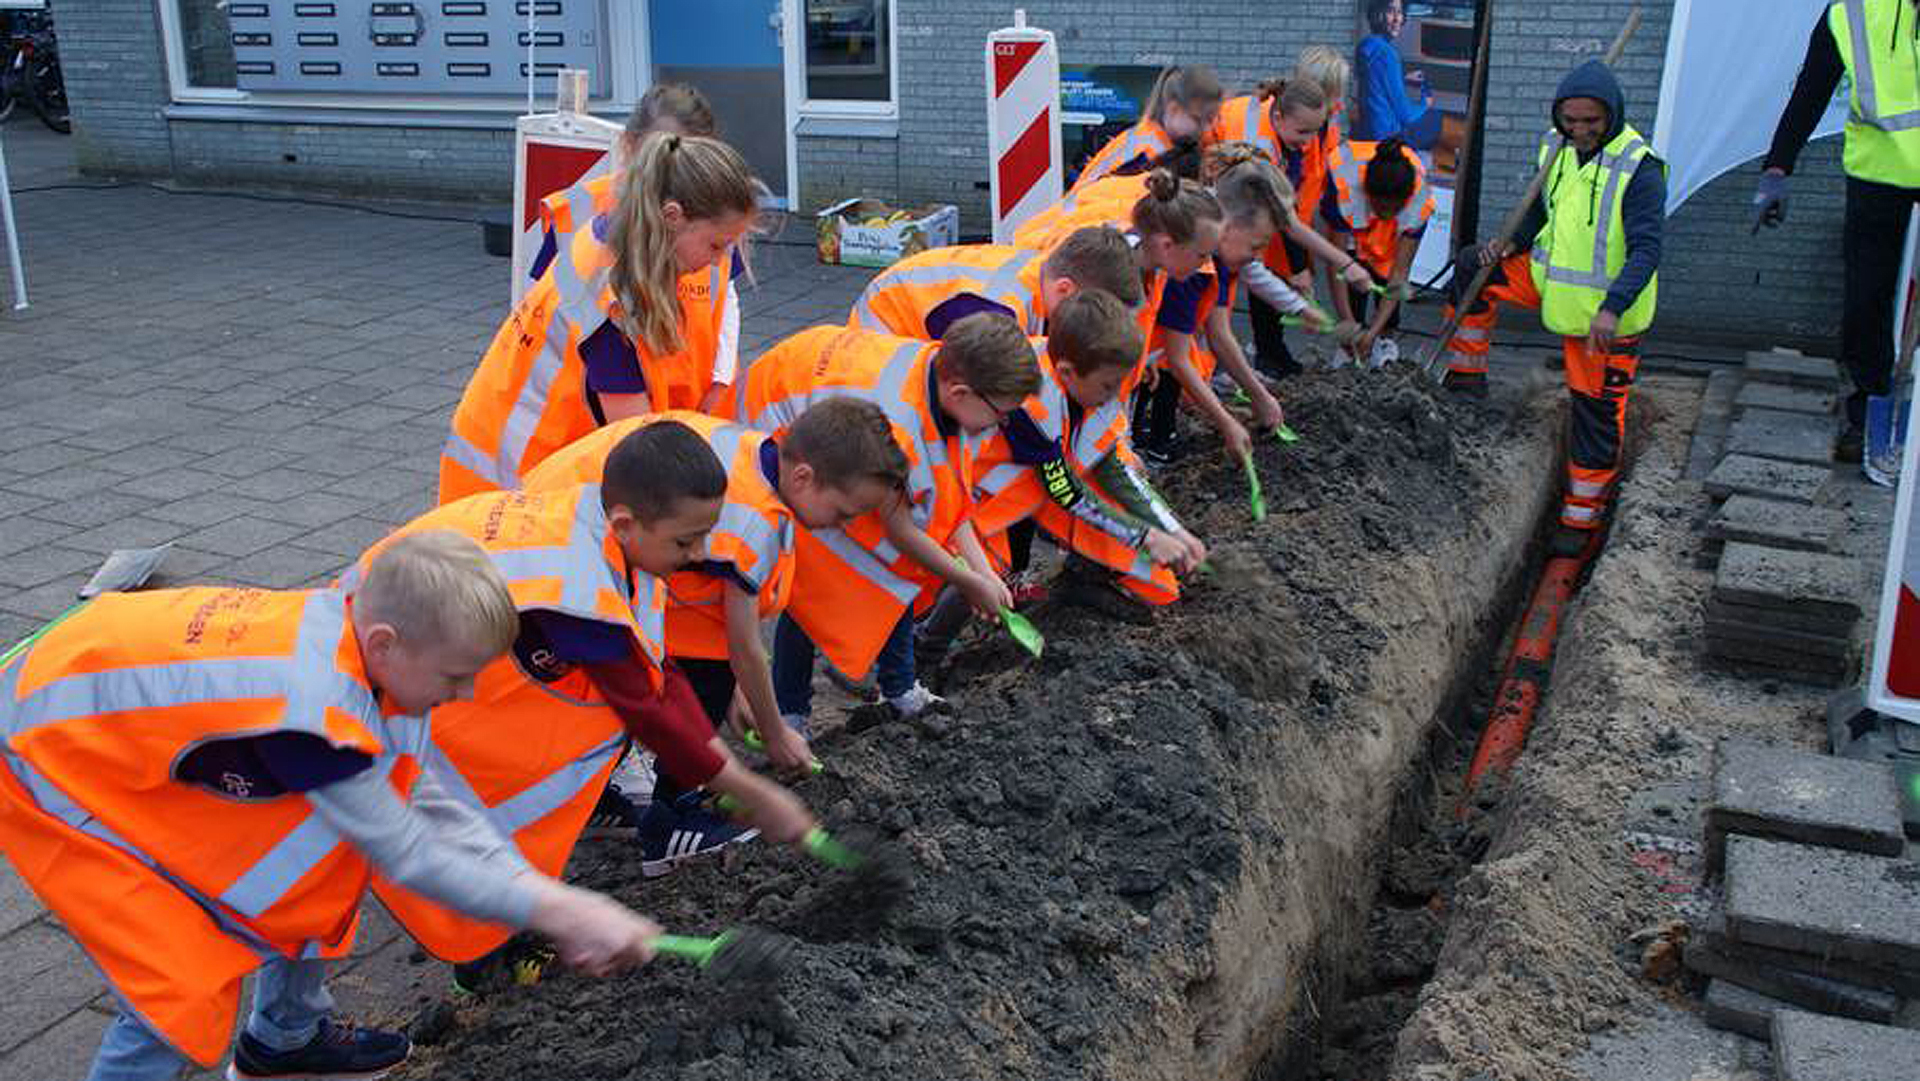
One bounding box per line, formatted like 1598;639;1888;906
57;1;1852;346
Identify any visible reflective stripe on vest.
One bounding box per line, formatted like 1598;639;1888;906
1832;0;1920;185
853;249;1043;335
1;591;392;924
1528;131;1649;290
1080;123;1171;187
1526;123;1660;338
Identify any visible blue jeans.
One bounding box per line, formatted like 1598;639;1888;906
771;611;915;717
88;956;332;1081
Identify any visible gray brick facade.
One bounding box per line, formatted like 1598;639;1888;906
55;1;1850;346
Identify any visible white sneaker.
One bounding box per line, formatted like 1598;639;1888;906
1865;447;1902;488
1366;337;1399;370
886;682;947;718
612;751;656;805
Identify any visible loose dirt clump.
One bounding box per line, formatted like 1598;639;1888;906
400;365;1562;1081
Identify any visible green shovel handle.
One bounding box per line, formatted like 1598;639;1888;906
1242;452;1267;522
652;933;727;966
802;826;862;870
740;728;824;774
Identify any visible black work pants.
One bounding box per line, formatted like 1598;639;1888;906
1248;290;1301;379
1842;175;1920;426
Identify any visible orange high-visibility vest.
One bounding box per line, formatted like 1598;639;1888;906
349;483;662;962
850;244;1049;338
1207;95;1283;163
1073;119;1173;192
1207;96;1338;278
1144;266;1234;381
1325;138;1434;280
0;587;415;1066
1013;173;1150;251
522;412;796;662
969;342;1180;604
738;326;973;679
440;216;729;505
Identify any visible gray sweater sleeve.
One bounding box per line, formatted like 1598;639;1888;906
306;765;539;928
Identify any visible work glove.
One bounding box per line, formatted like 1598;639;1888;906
1752;171;1788;233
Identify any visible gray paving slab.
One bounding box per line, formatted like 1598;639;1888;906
1746;351;1844;391
1724;409;1835;466
1724;837;1920;972
1704;454;1832;504
1688;939;1902;1025
1703;979;1783;1041
1706;633;1851;673
1573;1000;1774;1081
0;923;107;1054
1706;642;1850;686
1707;495;1843;553
1735;382;1838;417
1771;1008;1920;1081
1714;544;1864;622
0;1003;113;1081
1707;740;1907;872
1705;618;1853;660
1697;908;1920;997
1706;598;1861;638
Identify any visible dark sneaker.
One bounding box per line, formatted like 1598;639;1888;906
638;796;759;878
1836;423;1864;464
451;936;555;998
1442;370;1489;398
1138;442;1183;468
582;784;644;838
227;1018;408;1081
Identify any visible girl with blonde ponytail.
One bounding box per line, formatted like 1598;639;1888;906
439;131;759;504
1071;64;1225;192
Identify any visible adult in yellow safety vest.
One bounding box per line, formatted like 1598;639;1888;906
1758;0;1920;467
1440;60;1664;546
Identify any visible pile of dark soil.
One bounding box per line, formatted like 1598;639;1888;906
402;366;1555;1081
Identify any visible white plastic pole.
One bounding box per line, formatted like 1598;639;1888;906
985;9;1062;245
0;129;27;311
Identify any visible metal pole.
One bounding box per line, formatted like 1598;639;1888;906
0;126;28;311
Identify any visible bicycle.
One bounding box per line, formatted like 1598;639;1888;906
0;8;70;135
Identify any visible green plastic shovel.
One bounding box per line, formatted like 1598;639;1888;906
1002;609;1045;658
1273;423;1299;445
1242;452;1267;522
651;928;793;982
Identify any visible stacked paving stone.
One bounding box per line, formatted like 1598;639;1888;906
1690;739;1920;1065
1697;350;1854;686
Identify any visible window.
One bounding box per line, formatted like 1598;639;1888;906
155;0;648;109
801;0;892;108
177;0;237;89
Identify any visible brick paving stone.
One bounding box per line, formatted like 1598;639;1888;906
1696;907;1920;997
294;517;401;559
112;469;234;503
1734;383;1837;417
219;468;342;504
1702;979;1781;1041
144;494;279;529
0;580;91;621
1704;598;1858;638
0;518;74;559
0;923;107;1054
179;517;309;559
1704;619;1851;661
55;517;192;556
0;873;39;939
0;442;100;475
1724;837;1920;972
1707;740;1906;872
248;491;380;529
0;1002;113;1080
0;425;67;455
289;447;406;480
1703;453;1832;505
1745;351;1844;390
83;445;206;480
0;547;113;592
1687;940;1901;1025
1705;496;1841;553
1771;1009;1920;1081
30;492;161;531
1714;544;1863;621
193;447;302;479
1724;409;1833;466
22;467;130;503
212;546;351;590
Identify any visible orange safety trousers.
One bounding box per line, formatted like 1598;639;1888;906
1444;252;1641;531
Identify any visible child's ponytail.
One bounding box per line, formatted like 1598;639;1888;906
606;133;759;357
1131;168;1224;246
1363;135;1419;209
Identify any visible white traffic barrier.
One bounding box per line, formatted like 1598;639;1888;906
510;72;621;304
0;126;26;311
985;10;1062;245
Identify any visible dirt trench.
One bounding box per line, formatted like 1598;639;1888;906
400;365;1565;1081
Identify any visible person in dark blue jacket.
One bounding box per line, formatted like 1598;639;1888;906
1355;0;1442;149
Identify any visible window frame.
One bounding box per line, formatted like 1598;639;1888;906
152;0;651;114
784;0;898;120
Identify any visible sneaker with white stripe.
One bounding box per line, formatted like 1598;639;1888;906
637;797;759;878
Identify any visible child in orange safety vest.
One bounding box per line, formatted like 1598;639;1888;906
0;533;672;1081
851;225;1144;340
350;423;821;989
737;316;1042;732
1318;134;1435;369
518;402;908;863
918;288;1209;664
1073;64;1224;191
440;133;759;504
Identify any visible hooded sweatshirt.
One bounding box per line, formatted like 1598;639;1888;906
1512;60;1666;320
